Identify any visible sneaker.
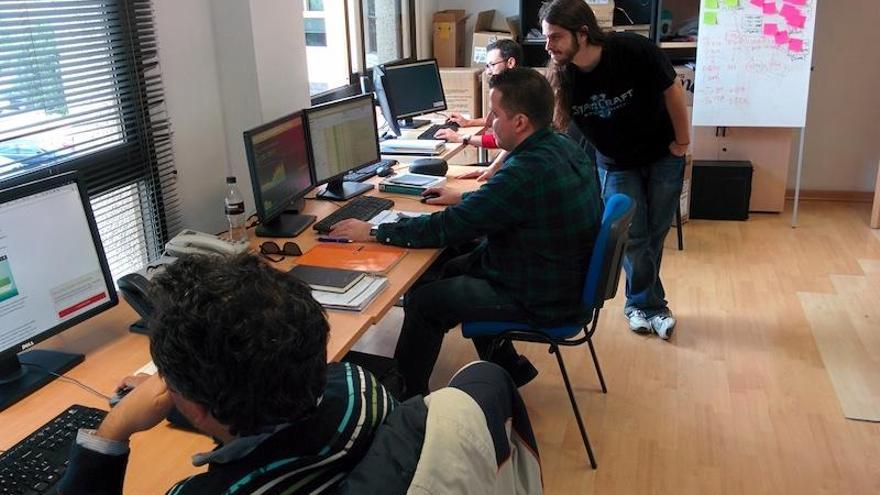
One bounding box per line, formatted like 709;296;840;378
650;313;676;340
626;309;652;334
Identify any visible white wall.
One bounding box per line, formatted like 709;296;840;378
416;0;440;59
153;0;310;234
790;0;880;192
153;0;228;233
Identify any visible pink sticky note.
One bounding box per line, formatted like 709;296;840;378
775;31;789;45
789;14;806;28
788;38;804;52
763;23;778;36
779;4;798;18
750;0;763;7
763;2;777;14
784;0;806;5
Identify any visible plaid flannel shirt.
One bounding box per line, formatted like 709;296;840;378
375;128;602;325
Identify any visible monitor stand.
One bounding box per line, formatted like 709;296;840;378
129;318;151;335
317;179;373;201
399;118;431;130
255;198;316;237
0;350;84;412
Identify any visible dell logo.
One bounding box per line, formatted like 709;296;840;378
21;341;35;350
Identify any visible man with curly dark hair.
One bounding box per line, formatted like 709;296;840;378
58;254;395;494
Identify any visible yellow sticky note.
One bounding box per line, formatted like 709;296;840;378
705;0;719;8
723;0;738;7
704;11;718;25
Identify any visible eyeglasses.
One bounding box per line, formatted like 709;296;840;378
259;241;302;262
485;58;509;70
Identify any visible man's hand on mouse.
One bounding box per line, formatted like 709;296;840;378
421;186;461;206
97;373;173;442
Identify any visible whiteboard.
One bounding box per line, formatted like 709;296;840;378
693;0;817;127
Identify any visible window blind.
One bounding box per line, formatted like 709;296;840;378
0;0;179;280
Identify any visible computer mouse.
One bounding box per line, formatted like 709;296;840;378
420;192;441;204
109;385;134;407
376;164;395;177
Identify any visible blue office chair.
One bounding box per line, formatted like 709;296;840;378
461;193;635;469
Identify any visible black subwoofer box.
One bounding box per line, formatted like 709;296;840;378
690;160;753;221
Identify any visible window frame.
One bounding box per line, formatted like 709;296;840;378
308;0;416;106
0;0;176;263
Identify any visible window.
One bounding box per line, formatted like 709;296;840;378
304;18;327;47
0;0;179;281
302;1;351;97
303;0;414;99
363;0;405;68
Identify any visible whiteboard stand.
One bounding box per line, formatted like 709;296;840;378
791;126;807;227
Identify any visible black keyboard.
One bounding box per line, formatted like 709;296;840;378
313;196;395;234
343;159;397;183
416;122;460;140
0;404;107;494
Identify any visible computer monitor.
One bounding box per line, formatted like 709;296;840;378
0;172;117;411
305;94;381;201
374;58;447;135
243;110;317;237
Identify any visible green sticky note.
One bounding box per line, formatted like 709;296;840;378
705;0;719;8
703;11;718;25
723;0;738;7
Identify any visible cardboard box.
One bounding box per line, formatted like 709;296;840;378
586;1;615;29
471;10;520;67
674;64;695;106
440;67;482;119
433;10;468;67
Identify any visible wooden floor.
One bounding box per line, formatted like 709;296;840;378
359;199;880;494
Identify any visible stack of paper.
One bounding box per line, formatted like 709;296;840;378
380;139;445;155
369;210;431;226
378;173;446;195
311;275;388;311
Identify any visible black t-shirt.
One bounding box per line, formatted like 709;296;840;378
568;32;677;170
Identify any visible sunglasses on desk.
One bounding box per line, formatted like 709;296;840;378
259;241;302;262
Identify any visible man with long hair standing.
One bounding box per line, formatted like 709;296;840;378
539;0;690;340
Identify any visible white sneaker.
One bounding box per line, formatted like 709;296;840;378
626;309;652;334
650;313;676;341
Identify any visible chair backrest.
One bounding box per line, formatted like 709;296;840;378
581;194;635;310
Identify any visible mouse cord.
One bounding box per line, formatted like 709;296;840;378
22;362;112;401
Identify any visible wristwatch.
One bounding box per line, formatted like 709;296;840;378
462;134;472;146
369;226;378;238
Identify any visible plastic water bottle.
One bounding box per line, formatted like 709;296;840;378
224;176;247;244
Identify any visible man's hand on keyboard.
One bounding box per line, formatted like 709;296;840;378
96;374;173;442
447;112;482;128
434;128;462;142
328;219;374;242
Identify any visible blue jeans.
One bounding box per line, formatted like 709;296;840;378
598;154;685;317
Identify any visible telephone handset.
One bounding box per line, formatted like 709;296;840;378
164;230;249;257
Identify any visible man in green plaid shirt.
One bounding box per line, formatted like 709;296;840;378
330;68;602;397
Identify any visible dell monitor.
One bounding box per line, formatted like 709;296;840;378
374;58;447;135
0;172;118;411
305;94;381;201
244;110;317;237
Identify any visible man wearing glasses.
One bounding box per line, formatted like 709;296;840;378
434;39;523;181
